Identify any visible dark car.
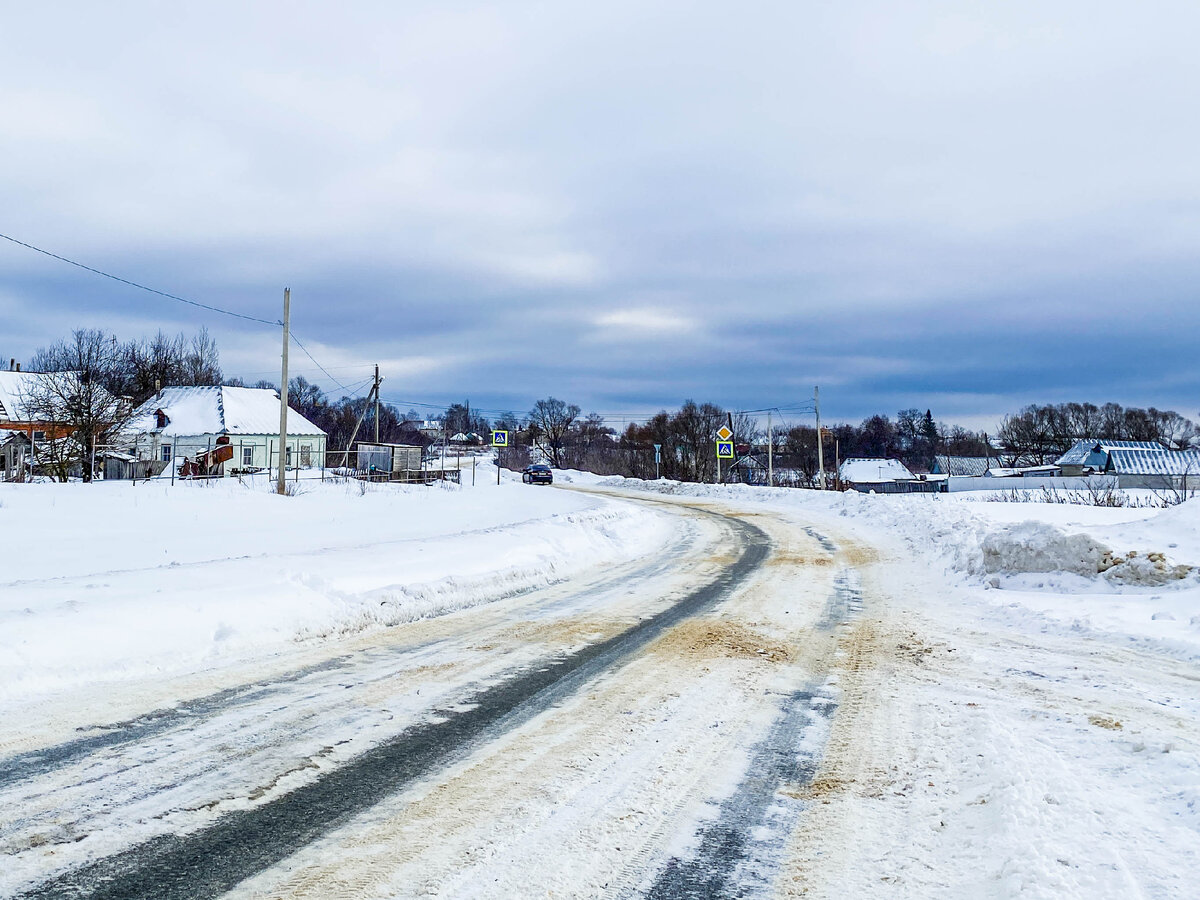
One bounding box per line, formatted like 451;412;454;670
522;464;553;485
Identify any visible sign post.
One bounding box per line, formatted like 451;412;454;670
716;439;734;483
715;425;733;484
491;430;509;485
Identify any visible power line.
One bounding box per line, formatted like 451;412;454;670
289;332;356;395
0;231;280;327
1;230;381;400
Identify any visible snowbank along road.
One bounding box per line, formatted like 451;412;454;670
4;487;886;898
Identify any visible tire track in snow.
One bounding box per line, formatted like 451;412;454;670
643;555;865;900
0;656;356;790
14;511;770;900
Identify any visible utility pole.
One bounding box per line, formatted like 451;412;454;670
340;376;379;471
276;287;290;496
767;410;773;487
373;364;380;443
815;385;825;490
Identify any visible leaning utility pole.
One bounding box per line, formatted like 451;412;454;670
340;376;379;471
815;385;825;490
276;287;291;496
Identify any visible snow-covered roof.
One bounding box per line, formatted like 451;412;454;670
128;386;326;437
1056;439;1165;467
838;457;916;483
0;371;50;422
1105;449;1200;476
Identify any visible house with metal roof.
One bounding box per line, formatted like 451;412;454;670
1056;439;1166;476
127;386;327;477
838;457;923;493
931;455;993;477
1102;448;1200;490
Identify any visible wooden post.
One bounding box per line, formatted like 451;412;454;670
767;411;773;487
815;385;824;490
276;287;291;495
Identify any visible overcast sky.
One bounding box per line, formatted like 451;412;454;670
3;1;1198;429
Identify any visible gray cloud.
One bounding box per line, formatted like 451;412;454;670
3;1;1199;429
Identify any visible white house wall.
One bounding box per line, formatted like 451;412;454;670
133;433;327;474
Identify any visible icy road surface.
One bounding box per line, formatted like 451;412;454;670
3;490;871;899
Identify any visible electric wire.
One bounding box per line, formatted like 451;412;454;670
1;230;378;399
288;332;356;395
0;232;280;327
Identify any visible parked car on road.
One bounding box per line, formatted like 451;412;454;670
522;464;553;485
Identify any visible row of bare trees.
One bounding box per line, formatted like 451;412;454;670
12;328;1199;485
996;402;1199;464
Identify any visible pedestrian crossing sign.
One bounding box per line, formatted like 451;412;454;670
716;441;734;459
491;430;509;447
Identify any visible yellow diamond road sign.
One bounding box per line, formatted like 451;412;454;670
716;425;733;442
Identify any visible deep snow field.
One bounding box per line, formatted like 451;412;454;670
2;469;1197;896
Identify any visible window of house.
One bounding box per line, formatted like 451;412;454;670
162;444;172;462
243;446;254;467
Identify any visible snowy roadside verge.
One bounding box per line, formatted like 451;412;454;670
0;477;674;702
559;471;1200;659
560;472;1200;893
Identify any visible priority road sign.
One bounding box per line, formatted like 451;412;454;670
716;425;733;442
491;430;509;447
716;440;734;459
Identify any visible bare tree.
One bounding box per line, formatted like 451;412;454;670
527;397;581;467
180;327;222;386
22;329;130;482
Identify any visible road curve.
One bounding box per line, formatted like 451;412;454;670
13;505;771;900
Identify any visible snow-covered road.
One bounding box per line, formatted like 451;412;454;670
4;489;870;898
4;477;1197;898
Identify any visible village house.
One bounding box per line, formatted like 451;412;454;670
838;457;923;493
930;455;993;477
1055;439;1167;477
1101;447;1200;490
1;367;126;480
126;385;327;477
0;369;73;445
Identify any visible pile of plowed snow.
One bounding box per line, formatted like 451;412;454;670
980;521;1194;586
